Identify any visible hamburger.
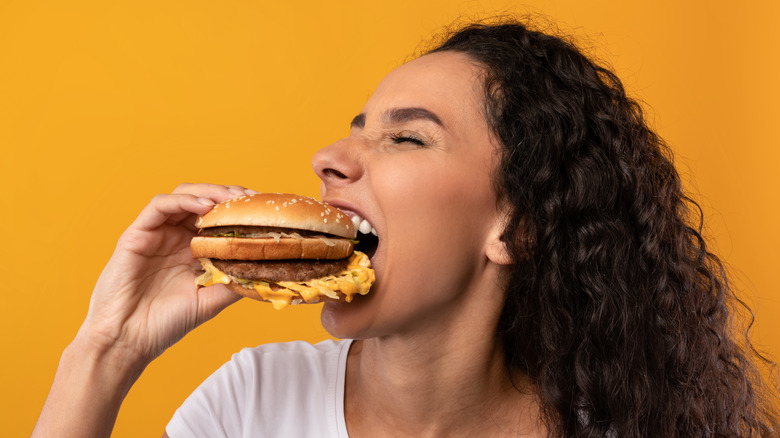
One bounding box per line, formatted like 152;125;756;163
191;193;374;309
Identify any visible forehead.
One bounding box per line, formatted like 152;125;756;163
363;51;486;126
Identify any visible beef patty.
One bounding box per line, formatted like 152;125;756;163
212;258;350;282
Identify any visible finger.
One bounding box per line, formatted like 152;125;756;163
169;184;259;232
172;183;258;204
131;193;216;232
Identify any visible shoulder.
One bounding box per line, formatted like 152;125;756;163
223;339;350;398
237;338;349;359
230;339;350;378
166;339;352;437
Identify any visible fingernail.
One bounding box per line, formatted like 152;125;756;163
197;197;215;205
227;188;244;196
245;189;259;195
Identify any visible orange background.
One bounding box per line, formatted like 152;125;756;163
2;1;778;435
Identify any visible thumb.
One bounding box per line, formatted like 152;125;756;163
195;284;243;325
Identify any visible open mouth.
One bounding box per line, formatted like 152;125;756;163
350;213;379;260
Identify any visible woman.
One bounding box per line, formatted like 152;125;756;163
33;20;778;437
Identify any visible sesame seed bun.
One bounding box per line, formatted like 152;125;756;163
195;193;356;239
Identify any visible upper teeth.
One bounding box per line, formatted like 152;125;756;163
351;214;377;236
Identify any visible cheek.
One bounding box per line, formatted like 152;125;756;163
371;153;496;298
373;150;496;230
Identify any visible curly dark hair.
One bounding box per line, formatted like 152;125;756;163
429;19;779;437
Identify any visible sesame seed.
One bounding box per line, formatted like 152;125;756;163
275;206;280;211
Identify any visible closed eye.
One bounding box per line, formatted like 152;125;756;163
389;133;427;147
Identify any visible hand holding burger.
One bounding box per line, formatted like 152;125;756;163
191;193;375;309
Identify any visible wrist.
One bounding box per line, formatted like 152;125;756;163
32;337;146;438
66;334;147;391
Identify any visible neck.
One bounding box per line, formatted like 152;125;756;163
344;272;544;437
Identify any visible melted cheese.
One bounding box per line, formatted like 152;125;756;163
195;251;375;310
252;281;297;310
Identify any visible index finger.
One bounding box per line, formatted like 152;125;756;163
131;193;217;232
172;183;258;204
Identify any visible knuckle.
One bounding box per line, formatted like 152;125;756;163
173;182;194;193
150;193;169;204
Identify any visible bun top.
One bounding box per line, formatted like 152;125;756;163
195;193;356;239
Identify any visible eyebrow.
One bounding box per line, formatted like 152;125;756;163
349;107;445;130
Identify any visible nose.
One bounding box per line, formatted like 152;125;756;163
312;137;364;192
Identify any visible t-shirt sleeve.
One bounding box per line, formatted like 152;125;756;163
166;351;251;438
165;340;348;438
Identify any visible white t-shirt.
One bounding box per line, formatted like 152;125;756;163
166;339;352;438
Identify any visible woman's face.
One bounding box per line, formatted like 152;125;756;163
312;51;506;339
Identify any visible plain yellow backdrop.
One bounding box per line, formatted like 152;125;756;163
2;1;778;435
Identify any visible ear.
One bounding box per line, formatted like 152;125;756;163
485;211;513;266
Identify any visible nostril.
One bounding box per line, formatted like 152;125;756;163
323;168;348;179
312;139;361;184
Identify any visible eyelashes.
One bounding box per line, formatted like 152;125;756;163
389;132;427;147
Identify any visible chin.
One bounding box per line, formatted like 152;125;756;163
320;294;381;340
